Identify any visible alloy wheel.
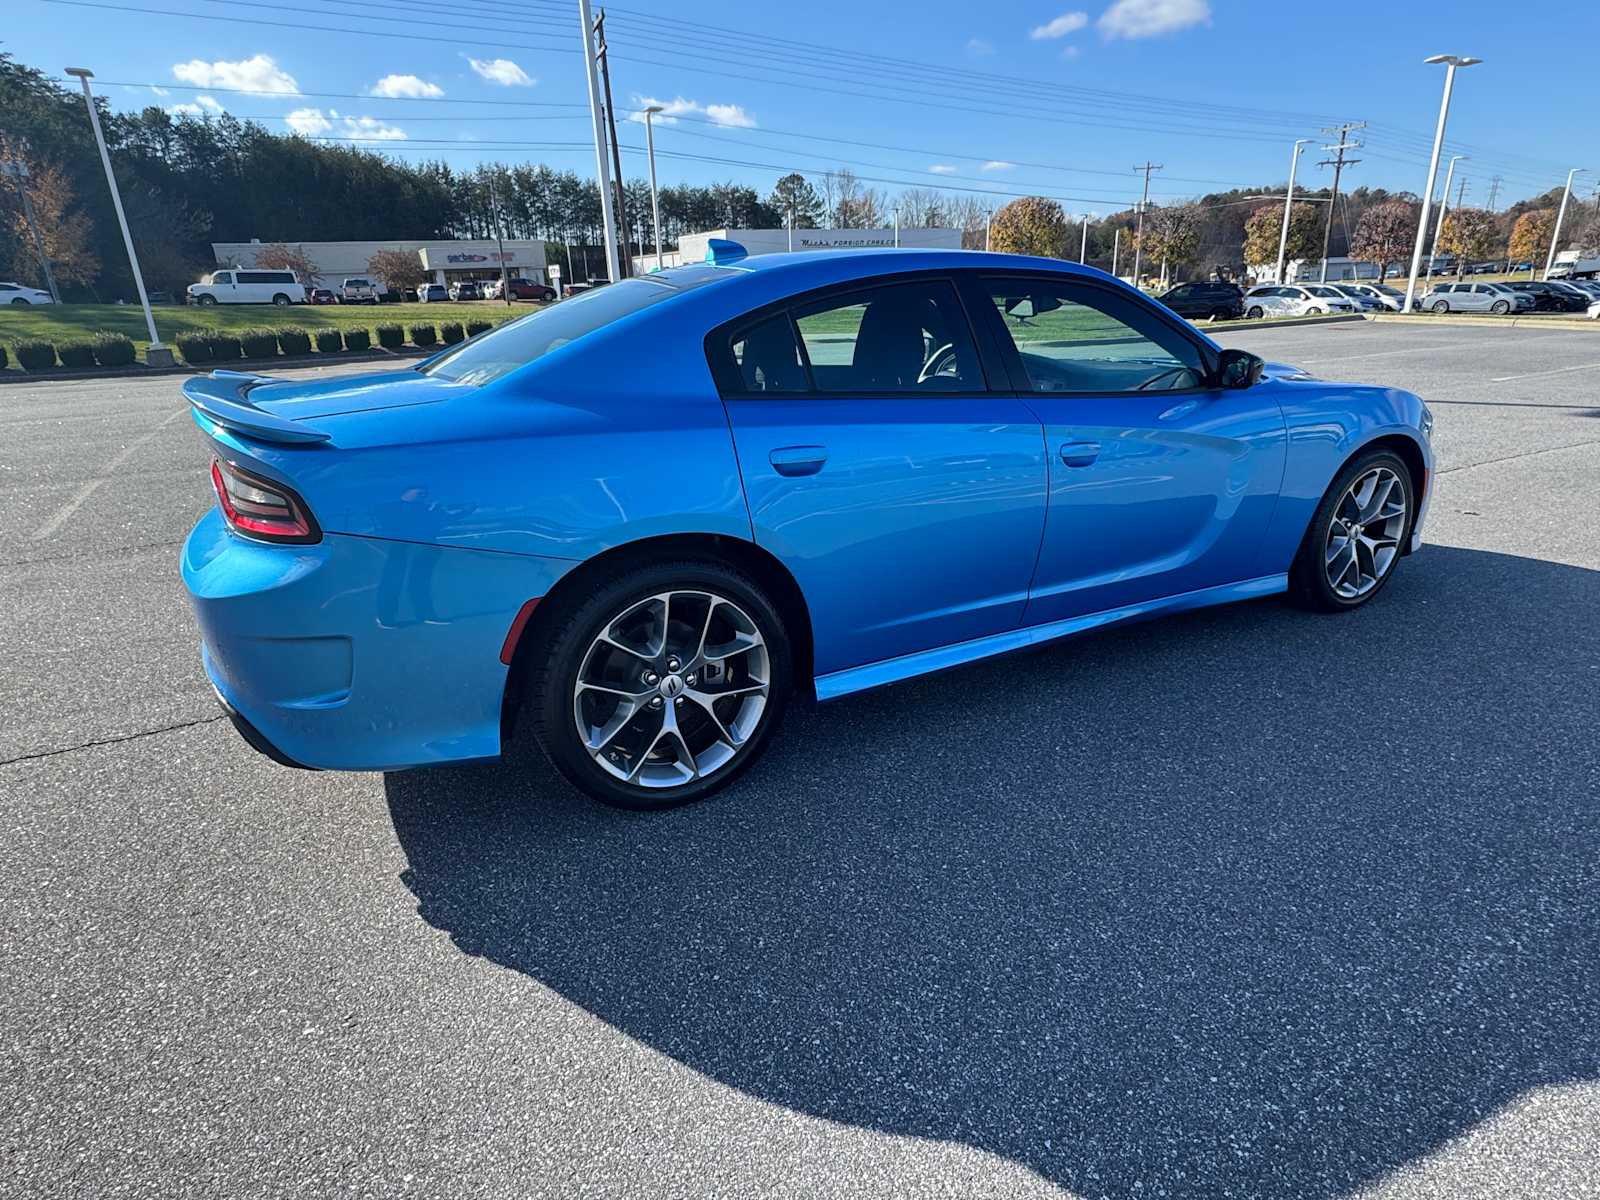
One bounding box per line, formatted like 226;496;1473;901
573;590;770;788
1324;467;1408;600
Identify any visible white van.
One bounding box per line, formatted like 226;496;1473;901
187;269;307;306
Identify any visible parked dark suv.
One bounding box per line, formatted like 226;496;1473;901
1505;281;1589;312
1157;280;1245;321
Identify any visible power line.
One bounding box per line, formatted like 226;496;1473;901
1315;122;1362;282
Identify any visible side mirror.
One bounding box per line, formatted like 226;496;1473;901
1217;348;1264;389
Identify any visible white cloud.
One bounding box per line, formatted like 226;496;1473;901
929;164;959;175
980;161;1015;173
1097;0;1210;39
1062;44;1082;58
703;102;756;129
284;108;333;135
168;95;224;118
966;37;995;56
172;53;298;94
1030;11;1089;39
468;57;534;87
370;73;443;98
632;95;757;129
285;108;406;141
340;115;407;142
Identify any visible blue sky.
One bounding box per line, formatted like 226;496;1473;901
8;0;1596;214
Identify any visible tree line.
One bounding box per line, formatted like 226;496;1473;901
2;52;1594;300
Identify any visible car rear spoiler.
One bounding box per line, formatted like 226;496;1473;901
183;371;332;445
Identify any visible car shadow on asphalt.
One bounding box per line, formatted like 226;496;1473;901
383;546;1600;1198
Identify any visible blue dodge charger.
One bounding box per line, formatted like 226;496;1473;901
182;246;1433;808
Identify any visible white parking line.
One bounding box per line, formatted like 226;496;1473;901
31;407;187;541
1489;362;1600;383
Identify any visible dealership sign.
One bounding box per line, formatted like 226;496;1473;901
446;252;514;263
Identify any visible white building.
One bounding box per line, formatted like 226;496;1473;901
212;238;548;292
1247;257;1382;285
636;226;964;273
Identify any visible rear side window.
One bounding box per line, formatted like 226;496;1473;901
732;315;807;393
422;276;687;386
791;279;980;393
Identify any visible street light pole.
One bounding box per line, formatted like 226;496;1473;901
893;206;900;248
0;160;61;304
643;104;664;271
1427;154;1466;281
1080;212;1091;263
1544;167;1587;280
983;208;992;252
1403;54;1481;314
576;0;620;284
1275;139;1311;285
64;67;170;364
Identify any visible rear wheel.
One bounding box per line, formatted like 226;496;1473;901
1247;305;1265;319
9;297;29;305
1287;450;1414;612
1208;307;1231;321
528;560;792;810
272;293;291;306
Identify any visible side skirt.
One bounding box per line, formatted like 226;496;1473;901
814;574;1288;702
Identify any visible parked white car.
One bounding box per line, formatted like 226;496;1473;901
187;269;306;306
1417;282;1532;315
0;280;54;305
1242;284;1358;318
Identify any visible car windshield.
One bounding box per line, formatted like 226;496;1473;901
1307;286;1342;298
421;272;720;386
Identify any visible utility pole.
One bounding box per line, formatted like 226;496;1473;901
594;8;629;279
1131;162;1161;288
1316;122;1363;282
0;159;61;304
488;171;511;307
1486;175;1503;211
576;0;619;285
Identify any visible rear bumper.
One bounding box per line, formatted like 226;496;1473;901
183;507;575;771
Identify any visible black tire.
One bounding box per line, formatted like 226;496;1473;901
196;294;217;306
272;293;291;306
1287;449;1415;613
1208;307;1231;321
1431;300;1449;313
1308;307;1325;315
1247;305;1265;319
1491;300;1510;314
527;559;793;810
9;297;29;305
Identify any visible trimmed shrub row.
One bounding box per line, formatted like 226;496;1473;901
5;333;136;372
6;320;501;372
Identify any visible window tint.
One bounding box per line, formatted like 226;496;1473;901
791;279;979;393
985;278;1206;394
422;275;702;386
731;314;807;393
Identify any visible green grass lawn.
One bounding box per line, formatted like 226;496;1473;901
0;300;538;366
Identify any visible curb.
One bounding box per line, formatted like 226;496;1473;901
0;345;432;386
1203;313;1369;332
1367;313;1599;332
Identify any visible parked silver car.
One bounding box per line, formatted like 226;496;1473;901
1241;284;1358;318
1328;282;1406;312
1418;282;1533;314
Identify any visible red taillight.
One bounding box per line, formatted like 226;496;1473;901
210;459;321;544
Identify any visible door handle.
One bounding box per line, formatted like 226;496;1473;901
1059;440;1101;467
769;445;827;477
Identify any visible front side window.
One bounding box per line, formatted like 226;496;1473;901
984;278;1206;394
791;279;980;393
211;272;232;285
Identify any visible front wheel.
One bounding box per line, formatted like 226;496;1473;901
1247;305;1264;319
528;561;792;810
196;294;217;306
1287;450;1414;612
1307;307;1325;315
1491;300;1510;314
1431;300;1449;313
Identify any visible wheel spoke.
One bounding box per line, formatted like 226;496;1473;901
1358;473;1395;524
1327;540;1356;589
702;629;760;663
685;688;741;748
583;694;650;755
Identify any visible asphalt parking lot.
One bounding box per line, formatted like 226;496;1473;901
3;320;1598;1198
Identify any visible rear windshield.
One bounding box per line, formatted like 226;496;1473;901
421;271;723;386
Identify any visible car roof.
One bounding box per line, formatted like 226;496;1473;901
687;247;1119;287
